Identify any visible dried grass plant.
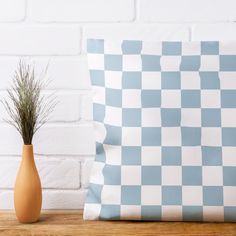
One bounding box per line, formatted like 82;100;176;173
1;60;56;145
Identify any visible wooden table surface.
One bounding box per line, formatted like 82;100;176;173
0;210;236;236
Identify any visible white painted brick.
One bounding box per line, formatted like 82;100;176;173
0;158;80;189
0;124;95;155
0;92;9;122
0;56;90;90
0;125;22;155
192;24;236;41
0;92;82;123
81;159;94;188
139;0;236;22
47;92;81;122
0;189;87;209
34;124;95;155
38;159;80;189
43;189;87;209
0;191;13;209
81;93;93;121
28;0;134;22
38;56;90;89
82;24;190;52
0;159;17;189
0;57;19;89
0;0;25;22
0;25;80;55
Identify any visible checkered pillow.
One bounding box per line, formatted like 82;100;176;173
83;39;236;222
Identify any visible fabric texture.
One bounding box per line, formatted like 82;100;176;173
84;39;236;221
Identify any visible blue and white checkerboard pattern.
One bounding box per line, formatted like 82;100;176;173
84;39;236;221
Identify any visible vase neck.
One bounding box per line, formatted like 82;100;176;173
22;145;34;162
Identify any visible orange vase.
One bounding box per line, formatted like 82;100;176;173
14;145;42;223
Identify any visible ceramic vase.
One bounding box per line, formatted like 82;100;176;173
14;145;42;223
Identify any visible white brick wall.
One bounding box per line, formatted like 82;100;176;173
139;0;236;22
0;0;25;22
0;25;81;55
28;0;135;22
0;0;236;209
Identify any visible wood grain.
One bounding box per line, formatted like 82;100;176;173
0;210;236;236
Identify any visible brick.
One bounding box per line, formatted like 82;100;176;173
0;57;19;89
42;189;87;209
0;124;95;155
37;56;90;89
139;0;236;22
46;92;81;122
192;23;236;40
81;159;94;188
0;92;8;123
0;92;82;123
0;56;90;90
0;189;87;209
0;26;80;55
0;158;80;189
34;124;95;155
0;0;25;22
28;0;134;22
0;191;13;209
82;24;190;52
80;93;93;121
